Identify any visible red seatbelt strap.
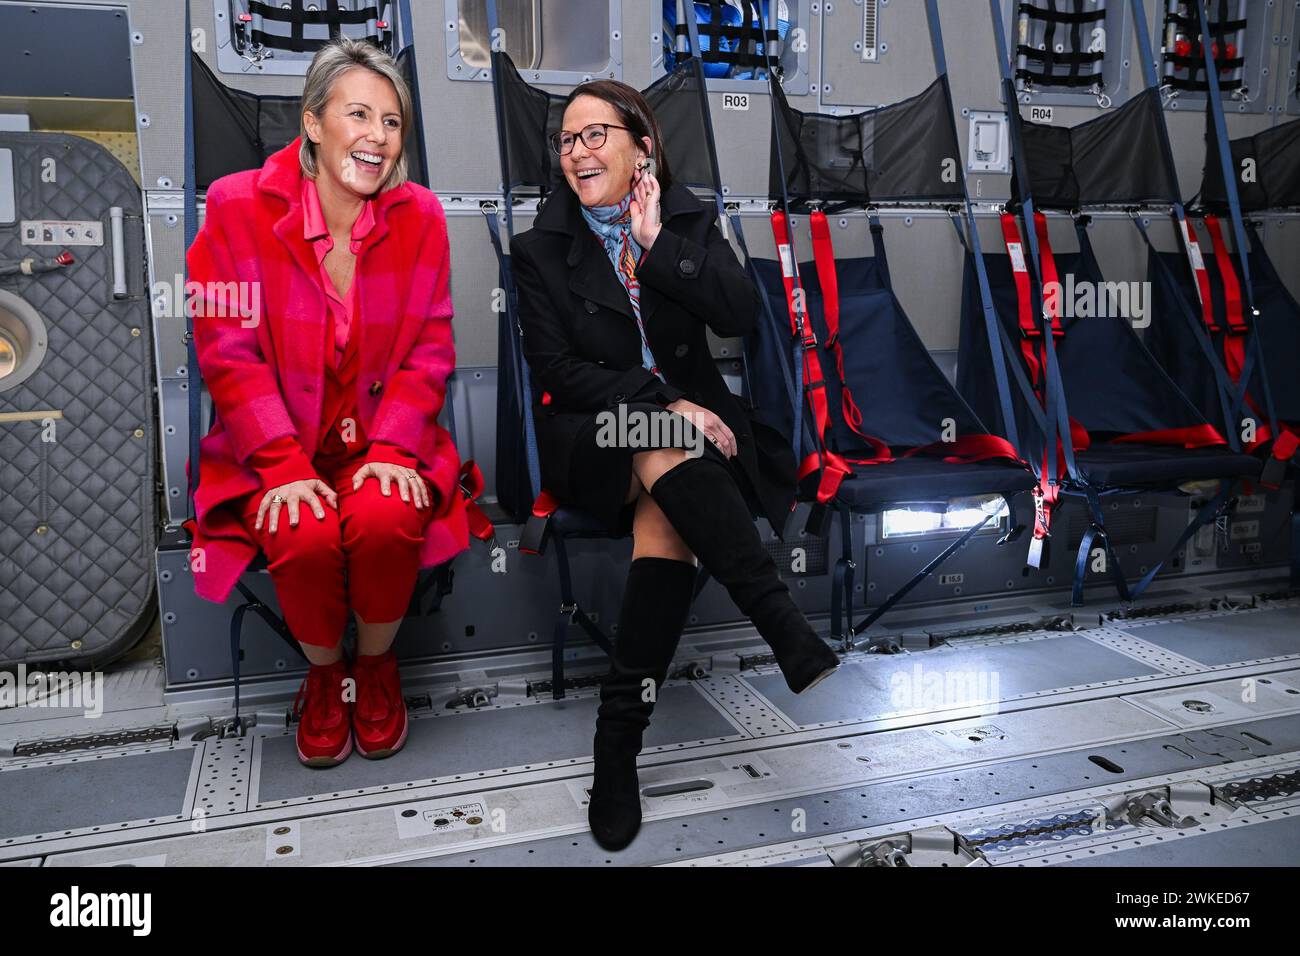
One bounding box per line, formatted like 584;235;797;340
1202;216;1246;333
902;434;1023;465
517;487;561;556
1272;429;1300;464
1202;215;1251;397
1177;216;1218;333
808;209;892;465
1003;213;1074;559
1031;211;1065;337
1197;216;1282;455
1107;425;1226;449
1001;213;1059;390
531;488;560;519
456;459;495;543
1000;214;1035;337
769;210;857;502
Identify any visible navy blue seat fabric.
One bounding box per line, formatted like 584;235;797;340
958;225;1260;490
833;457;1035;510
1146;234;1300;436
1067;443;1260;489
748;251;1033;509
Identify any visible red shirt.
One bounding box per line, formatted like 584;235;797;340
248;179;415;489
302;176;374;365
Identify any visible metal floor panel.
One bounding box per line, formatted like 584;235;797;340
397;714;1300;867
1058;814;1300;867
1115;607;1300;667
744;634;1161;729
29;694;1181;865
678;754;1300;868
0;748;195;841
253;684;739;805
9;589;1300;866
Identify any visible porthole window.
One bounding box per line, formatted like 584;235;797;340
447;0;622;83
0;291;50;395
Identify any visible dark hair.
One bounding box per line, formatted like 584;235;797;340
561;80;674;192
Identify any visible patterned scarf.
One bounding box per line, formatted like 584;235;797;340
580;191;663;382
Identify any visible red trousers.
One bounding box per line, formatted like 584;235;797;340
239;450;433;648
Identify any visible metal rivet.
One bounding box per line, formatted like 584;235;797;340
131;328;141;337
133;428;144;438
70;639;82;650
275;845;293;855
35;524;48;535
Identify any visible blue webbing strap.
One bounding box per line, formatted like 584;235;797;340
395;0;460;446
866;212;891;291
765;70;825;478
852;510;998;637
1292;508;1300;588
828;503;853;645
397;0;427;175
1129;480;1235;599
1129;0;1254;453
681;2;804;463
1192;0;1281;445
927;0;1021;455
184;1;201;517
1131;215;1240;447
989;0;1077;491
484;0;542;500
1072;488;1133;606
482;205;540;497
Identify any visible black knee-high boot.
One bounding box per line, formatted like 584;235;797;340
649;455;840;694
589;556;698;852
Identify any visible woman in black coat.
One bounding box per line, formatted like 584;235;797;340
509;80;839;852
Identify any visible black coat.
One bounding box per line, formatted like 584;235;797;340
509;181;797;536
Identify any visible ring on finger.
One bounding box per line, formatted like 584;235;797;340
271;494;285;504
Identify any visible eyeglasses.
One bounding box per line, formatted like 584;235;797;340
549;123;633;156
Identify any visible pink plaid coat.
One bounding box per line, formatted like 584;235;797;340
186;138;467;604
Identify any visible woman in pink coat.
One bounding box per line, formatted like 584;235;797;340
186;38;467;767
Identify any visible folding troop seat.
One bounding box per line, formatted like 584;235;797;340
1142;2;1300;581
1147;117;1300;469
748;0;1037;645
957;0;1263;607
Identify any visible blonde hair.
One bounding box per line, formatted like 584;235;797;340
299;37;412;192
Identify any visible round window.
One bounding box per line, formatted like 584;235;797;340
0;290;49;394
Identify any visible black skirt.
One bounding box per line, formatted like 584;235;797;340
564;403;774;535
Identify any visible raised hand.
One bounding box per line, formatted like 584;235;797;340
629;167;662;251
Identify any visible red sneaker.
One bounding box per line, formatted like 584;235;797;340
352;648;409;759
292;660;353;768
